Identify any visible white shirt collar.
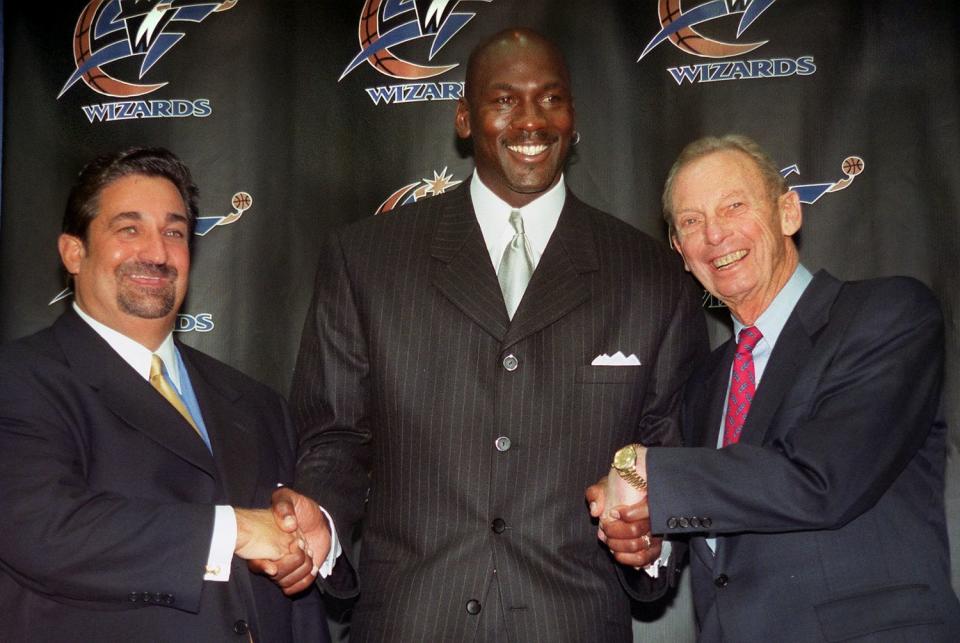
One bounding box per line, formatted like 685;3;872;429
470;172;566;269
72;302;180;390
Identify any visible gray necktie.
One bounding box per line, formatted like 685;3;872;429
498;209;534;319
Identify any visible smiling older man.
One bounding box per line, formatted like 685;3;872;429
590;134;960;641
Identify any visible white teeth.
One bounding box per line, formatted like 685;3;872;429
508;143;548;156
713;249;747;268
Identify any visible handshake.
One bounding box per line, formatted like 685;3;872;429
233;488;330;595
586;444;662;570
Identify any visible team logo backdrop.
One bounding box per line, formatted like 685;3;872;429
2;2;959;640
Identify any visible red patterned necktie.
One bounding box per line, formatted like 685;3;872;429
723;326;763;446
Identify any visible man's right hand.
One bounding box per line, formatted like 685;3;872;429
248;487;332;595
234;508;297;560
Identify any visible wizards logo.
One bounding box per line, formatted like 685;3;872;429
58;0;238;121
637;0;816;85
376;167;462;214
341;0;492;106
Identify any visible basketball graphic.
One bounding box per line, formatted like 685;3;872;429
349;0;457;80
637;0;774;61
68;0;165;98
841;156;864;176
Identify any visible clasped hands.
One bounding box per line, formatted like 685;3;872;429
586;450;662;570
235;487;331;595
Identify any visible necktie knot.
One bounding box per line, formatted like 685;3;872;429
736;326;762;355
508;209;525;234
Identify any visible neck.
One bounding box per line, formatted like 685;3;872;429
727;253;799;326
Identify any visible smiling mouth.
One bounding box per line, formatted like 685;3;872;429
506;142;550;157
118;262;177;287
713;249;748;269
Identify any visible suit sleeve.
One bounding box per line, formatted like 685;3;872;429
620;270;709;600
290;230;369;599
0;350;214;611
647;279;944;536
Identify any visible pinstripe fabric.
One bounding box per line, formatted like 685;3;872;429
291;182;708;642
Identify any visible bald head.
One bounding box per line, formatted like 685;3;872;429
463;28;571;105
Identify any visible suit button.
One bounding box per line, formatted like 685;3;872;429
233;620;249;635
465;599;482;615
701;517;712;528
494;436;512;452
491;518;506;534
128;592;139;603
678;517;689;528
690;517;701;528
714;574;729;588
161;593;174;605
502;354;519;371
141;592;152;603
667;517;679;529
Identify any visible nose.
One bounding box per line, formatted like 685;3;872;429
512;98;547;132
137;229;169;265
703;214;730;246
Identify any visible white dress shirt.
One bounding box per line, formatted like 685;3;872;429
471;172;566;271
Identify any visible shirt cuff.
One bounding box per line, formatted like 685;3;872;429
643;539;671;578
204;505;236;582
317;505;342;578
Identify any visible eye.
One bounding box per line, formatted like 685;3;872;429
494;95;514;106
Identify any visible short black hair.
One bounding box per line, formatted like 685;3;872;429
63;147;199;243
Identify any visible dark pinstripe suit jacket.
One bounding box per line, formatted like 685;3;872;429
291;181;707;642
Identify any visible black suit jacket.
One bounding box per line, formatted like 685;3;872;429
0;309;328;643
290;182;708;642
648;271;960;641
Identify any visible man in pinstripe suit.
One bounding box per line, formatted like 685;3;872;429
272;28;708;641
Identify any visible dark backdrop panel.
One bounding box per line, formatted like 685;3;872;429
2;2;958;640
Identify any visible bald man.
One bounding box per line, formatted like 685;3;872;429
275;29;707;642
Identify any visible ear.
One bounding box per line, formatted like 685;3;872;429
670;234;691;272
58;233;85;275
778;190;802;237
455;98;471;140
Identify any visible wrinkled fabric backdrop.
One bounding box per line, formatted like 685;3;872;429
2;2;958;640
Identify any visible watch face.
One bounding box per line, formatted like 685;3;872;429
613;445;636;471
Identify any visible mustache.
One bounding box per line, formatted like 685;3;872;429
503;131;558;146
116;261;178;280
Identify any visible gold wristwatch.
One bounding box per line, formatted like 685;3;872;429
612;444;647;491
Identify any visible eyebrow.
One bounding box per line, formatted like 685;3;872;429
107;211;189;226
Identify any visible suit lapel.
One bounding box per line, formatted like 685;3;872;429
739;271;843;446
502;191;596;350
181;346;260;505
430;184;510;341
692;345;736;448
54;310;216;477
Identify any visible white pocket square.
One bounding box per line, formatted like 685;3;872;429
590;351;641;366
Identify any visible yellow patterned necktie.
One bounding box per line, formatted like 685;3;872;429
149;354;200;436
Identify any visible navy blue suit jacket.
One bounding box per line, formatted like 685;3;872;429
0;309;328;642
648;271;960;641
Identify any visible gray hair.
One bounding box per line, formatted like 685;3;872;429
661;134;787;236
